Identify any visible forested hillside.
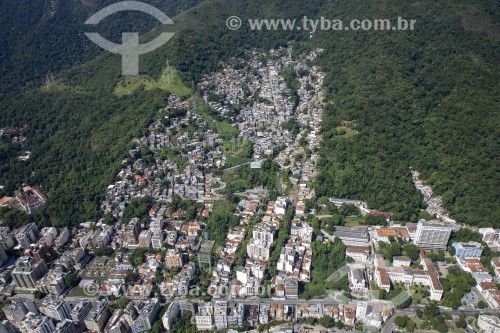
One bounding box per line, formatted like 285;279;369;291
0;0;200;96
310;0;499;225
0;0;498;227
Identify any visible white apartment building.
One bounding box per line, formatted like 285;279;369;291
247;239;271;261
39;299;71;321
195;302;214;330
162;302;179;331
413;220;455;250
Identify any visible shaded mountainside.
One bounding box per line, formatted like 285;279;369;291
0;0;201;96
0;0;498;227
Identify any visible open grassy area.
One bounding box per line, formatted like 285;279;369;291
187;95;238;140
114;67;192;97
345;215;366;226
40;82;89;95
335;126;359;139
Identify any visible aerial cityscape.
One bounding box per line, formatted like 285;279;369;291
0;1;498;333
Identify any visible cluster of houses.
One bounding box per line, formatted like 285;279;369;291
101;94;226;219
412;170;457;224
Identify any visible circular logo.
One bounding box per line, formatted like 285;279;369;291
226;16;242;30
83;282;99;297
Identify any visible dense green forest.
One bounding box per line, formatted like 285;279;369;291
0;0;498;227
310;0;499;225
0;0;201;96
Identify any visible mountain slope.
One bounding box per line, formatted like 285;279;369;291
0;0;498;227
0;0;201;96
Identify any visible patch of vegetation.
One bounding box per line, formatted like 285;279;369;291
114;68;192;97
300;237;348;299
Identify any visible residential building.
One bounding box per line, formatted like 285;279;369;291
413;220;454;250
54;319;81;333
138;230;151;248
14;223;39;249
452;241;484;258
150;230;164;249
252;225;276;243
125;218;141;244
457;258;493;283
0;247;7;266
0;227;15;250
274;197;288;215
161;302;179;331
130;298;160;333
247;239;271;261
349;266;369;292
479;228;500;251
39;299;71;321
478;315;500;333
70;300;93;323
36;268;66;295
84;301;110;332
165;250;184;268
18;313;55;333
195;302;214;330
491;257;500;278
213;301;228;329
0;320;17;333
12;256;48;289
284;278;299;299
3;301;31;322
55;228;70;248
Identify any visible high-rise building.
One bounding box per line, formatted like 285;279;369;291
0;227;15;251
15;223;39;249
12;256;48;289
19;313;55;333
0;320;18;333
70;300;93;323
161;302;179;331
14;223;39;249
0;247;7;266
138;230;151;248
84;301;110;332
39;299;71;321
130;298;160;333
413;220;454;250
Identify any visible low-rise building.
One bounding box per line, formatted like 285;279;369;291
346;247;370;263
452;241;484;258
393;256;411;267
333;226;369;246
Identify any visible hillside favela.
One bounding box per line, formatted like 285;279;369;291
0;1;498;333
